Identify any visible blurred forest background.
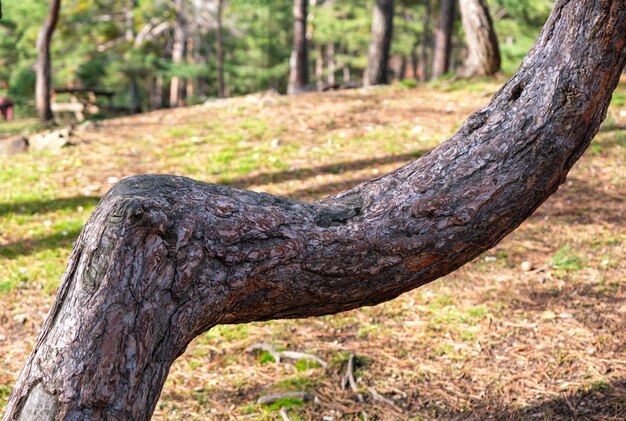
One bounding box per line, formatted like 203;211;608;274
0;0;553;118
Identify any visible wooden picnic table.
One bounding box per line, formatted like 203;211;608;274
51;87;115;121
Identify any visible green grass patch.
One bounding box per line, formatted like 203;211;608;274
264;397;304;411
274;374;316;391
610;91;625;107
431;306;488;326
258;351;276;365
0;384;12;409
295;358;322;372
549;246;584;271
588;380;612;393
203;324;250;343
0;119;53;136
398;79;418;89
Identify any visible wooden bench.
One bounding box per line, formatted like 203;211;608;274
51;87;115;122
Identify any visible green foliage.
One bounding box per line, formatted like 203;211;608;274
493;0;554;74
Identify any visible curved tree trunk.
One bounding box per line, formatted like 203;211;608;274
4;1;626;419
365;0;394;86
432;0;455;79
287;0;309;95
459;0;500;77
35;0;61;122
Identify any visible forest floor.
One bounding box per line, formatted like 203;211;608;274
0;78;625;420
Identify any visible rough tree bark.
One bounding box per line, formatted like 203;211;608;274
365;0;394;86
459;0;501;77
432;0;455;79
35;0;61;122
4;1;626;419
287;0;309;94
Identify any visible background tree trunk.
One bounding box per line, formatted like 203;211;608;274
287;0;309;94
419;0;431;83
216;0;226;98
365;0;394;86
185;36;196;100
326;42;335;85
126;0;141;114
411;42;419;80
315;45;324;88
4;1;626;419
150;75;163;110
35;0;61;122
459;0;501;77
432;0;455;79
169;0;186;107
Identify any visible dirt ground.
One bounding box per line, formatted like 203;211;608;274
0;79;624;420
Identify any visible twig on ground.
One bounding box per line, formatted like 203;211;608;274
279;407;291;421
525;264;551;274
368;387;402;411
340;353;364;403
279;350;327;367
247;342;327;367
257;391;315;405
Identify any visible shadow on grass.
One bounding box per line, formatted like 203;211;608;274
533;176;624;226
290;176;375;201
459;378;626;420
225;149;429;189
0;228;81;259
0;196;101;217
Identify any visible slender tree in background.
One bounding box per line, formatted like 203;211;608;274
126;0;141;114
315;44;324;87
432;0;455;79
419;0;431;82
216;0;226;98
170;0;187;107
326;42;335;85
365;0;394;86
459;0;501;77
35;0;61;121
288;0;309;94
325;0;336;86
4;2;625;419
